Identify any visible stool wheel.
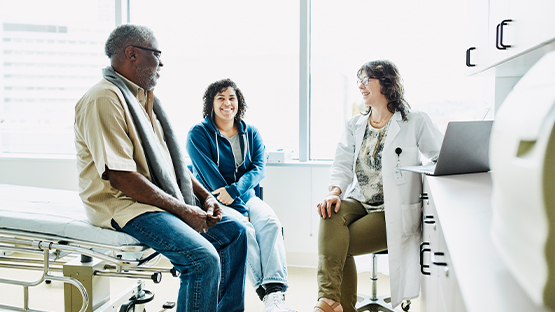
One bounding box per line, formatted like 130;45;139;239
401;301;411;311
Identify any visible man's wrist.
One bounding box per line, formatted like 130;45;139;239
204;195;217;203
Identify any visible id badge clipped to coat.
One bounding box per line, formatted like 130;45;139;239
394;167;406;185
394;147;406;185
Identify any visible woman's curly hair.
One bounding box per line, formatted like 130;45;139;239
202;78;247;122
357;60;410;121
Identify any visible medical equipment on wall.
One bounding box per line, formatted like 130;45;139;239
0;184;178;312
490;49;555;311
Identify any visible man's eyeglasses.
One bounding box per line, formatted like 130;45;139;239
356;76;377;86
131;45;162;58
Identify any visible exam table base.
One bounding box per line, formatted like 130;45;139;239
63;257;152;312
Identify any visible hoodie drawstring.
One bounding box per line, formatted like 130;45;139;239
215;128;249;183
215;131;220;167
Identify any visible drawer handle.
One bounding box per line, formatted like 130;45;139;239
420;242;431;275
466;47;476;67
423;215;435;224
431;252;448;266
419;193;428;200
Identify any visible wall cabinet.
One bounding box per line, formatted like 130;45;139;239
465;0;555;74
464;0;490;74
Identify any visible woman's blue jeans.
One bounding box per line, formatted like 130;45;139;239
112;211;247;312
221;197;288;290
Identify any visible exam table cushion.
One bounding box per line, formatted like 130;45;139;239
0;184;141;247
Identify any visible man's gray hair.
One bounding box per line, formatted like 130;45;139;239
105;24;156;58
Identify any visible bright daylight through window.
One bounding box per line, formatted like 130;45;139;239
129;0;300;159
0;0;115;154
0;0;493;160
309;0;494;160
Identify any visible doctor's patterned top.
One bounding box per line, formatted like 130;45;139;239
346;118;392;213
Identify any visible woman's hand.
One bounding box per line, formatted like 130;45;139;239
317;187;342;219
212;187;234;205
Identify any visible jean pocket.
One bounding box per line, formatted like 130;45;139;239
401;203;422;235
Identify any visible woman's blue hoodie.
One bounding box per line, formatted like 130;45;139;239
186;116;265;216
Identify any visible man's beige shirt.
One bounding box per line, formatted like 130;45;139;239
74;72;176;229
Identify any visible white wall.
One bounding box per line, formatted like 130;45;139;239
0;156;331;268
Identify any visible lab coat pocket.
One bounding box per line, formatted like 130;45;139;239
401;202;422;236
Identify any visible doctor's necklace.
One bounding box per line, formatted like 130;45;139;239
370;112;393;125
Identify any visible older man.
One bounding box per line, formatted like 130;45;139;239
74;24;247;312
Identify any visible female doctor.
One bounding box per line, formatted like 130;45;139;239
314;60;443;312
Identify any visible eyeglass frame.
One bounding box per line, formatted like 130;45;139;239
131;45;162;58
356;76;378;86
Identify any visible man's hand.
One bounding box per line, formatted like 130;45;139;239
204;196;222;227
211;187;234;205
105;168;210;233
178;205;209;233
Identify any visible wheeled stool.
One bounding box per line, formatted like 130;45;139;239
355;250;411;312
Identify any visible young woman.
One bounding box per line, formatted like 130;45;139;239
187;78;296;312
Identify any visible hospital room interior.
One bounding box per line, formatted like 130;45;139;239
1;0;554;311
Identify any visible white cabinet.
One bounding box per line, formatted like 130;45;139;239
465;0;555;73
420;180;466;312
420;191;439;312
510;0;555;54
487;0;511;66
420;173;551;312
464;0;489;74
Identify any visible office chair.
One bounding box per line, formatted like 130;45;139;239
356;250;411;312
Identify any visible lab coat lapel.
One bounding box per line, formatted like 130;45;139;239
354;114;369;156
384;112;402;151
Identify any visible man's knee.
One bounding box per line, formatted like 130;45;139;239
193;245;220;273
226;215;249;240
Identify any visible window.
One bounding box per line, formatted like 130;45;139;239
0;1;493;160
0;0;115;154
129;0;300;157
309;0;494;160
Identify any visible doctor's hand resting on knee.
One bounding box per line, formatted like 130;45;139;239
314;60;444;312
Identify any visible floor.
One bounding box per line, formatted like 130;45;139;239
0;257;420;312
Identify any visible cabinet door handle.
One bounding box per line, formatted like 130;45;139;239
496;19;512;50
496;23;503;50
423;215;435;224
466;47;476;67
500;19;512;49
431;252;448;266
420;242;431;275
419;193;428;200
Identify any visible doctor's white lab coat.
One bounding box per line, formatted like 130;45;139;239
329;109;443;308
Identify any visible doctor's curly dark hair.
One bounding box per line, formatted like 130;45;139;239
202;78;247;122
357;60;410;121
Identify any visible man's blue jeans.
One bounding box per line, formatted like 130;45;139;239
112;211;247;312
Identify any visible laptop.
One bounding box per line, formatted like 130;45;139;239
400;120;494;176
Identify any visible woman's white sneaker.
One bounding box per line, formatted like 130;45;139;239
262;292;297;312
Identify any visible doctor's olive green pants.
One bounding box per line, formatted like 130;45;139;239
317;198;388;312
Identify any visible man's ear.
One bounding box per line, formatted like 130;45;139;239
124;46;137;61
